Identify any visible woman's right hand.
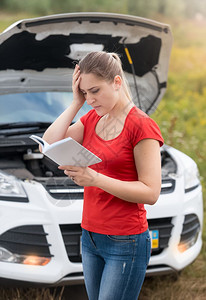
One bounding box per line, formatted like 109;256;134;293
72;64;85;106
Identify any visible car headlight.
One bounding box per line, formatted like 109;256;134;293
0;247;51;266
0;171;28;202
184;164;200;193
178;214;200;253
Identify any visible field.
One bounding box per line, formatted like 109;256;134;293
0;12;205;300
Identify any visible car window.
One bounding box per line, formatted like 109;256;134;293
0;92;91;124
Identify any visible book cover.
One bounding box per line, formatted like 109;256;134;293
30;135;102;167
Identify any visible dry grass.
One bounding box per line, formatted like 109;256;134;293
140;276;206;300
0;286;65;300
140;251;206;300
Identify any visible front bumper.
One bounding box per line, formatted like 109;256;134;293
0;177;203;285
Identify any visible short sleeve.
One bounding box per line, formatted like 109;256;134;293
130;116;164;147
80;109;95;126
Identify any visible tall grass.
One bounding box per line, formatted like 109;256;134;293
145;17;206;299
0;13;205;300
152;18;206;204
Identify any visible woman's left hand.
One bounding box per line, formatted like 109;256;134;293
58;165;98;186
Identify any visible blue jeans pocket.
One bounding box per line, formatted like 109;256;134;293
107;235;135;242
106;235;135;256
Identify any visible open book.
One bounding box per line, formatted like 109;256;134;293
30;135;102;167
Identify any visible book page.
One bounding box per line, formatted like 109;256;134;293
30;135;101;167
30;135;50;152
45;138;101;166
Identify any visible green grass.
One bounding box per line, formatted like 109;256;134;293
0;11;39;32
144;17;206;299
0;12;205;300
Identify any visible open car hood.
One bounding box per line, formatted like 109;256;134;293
0;12;173;114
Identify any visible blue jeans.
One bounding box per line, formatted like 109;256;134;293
82;229;151;300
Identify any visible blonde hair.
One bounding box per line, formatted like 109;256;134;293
78;51;132;101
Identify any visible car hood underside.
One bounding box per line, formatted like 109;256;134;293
0;12;173;114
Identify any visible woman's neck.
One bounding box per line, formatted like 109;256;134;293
106;96;134;120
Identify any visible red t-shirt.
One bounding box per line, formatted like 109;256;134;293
80;106;164;235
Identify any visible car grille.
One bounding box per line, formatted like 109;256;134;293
60;218;174;263
148;217;174;256
42;177;173;200
39;177;84;200
60;224;82;262
46;185;84;200
161;179;175;194
0;225;53;257
179;214;200;244
49;181;173;199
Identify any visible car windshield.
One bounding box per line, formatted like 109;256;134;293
0;92;91;124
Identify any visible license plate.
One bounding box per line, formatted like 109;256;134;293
149;230;159;249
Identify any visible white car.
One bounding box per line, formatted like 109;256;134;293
0;12;203;285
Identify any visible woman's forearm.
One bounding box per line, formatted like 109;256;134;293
60;140;162;205
94;172;161;205
42;101;83;144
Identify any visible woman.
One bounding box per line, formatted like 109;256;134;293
43;51;164;300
